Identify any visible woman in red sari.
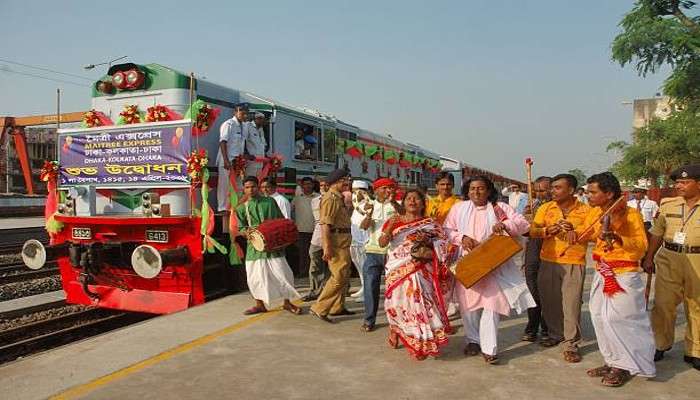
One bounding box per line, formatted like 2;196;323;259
379;189;458;360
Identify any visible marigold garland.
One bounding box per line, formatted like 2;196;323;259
146;104;175;122
40;160;59;182
119;104;142;125
186;149;208;185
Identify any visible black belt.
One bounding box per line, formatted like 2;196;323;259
330;228;350;234
663;241;700;254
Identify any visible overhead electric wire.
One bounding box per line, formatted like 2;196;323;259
0;68;90;87
0;58;94;81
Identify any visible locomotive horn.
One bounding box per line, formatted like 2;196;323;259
131;245;189;279
22;240;67;270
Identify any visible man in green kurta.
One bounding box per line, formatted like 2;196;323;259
237;176;301;315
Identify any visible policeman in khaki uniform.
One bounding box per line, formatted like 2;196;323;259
310;169;354;323
645;164;700;370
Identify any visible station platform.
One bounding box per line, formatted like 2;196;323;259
0;217;46;229
0;290;65;319
1;275;697;400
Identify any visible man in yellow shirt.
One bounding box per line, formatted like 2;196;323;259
579;172;654;387
426;171;462;224
530;173;591;363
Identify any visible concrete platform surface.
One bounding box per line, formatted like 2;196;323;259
0;290;65;318
1;276;697;400
0;217;46;229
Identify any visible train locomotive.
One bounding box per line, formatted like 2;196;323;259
20;62;446;314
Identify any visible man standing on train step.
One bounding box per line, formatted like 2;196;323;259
236;176;301;316
245;112;268;178
530;173;591;363
645;164;700;370
217;104;249;212
310;169;354;323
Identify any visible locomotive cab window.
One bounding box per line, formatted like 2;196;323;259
294;121;320;161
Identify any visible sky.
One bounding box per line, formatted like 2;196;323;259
0;0;666;181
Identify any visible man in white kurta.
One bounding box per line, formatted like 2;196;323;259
217;105;249;212
444;177;534;364
261;177;292;219
245;112;268;178
237;176;300;315
349;180;370;301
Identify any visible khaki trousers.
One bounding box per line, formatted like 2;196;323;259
538;261;585;352
651;248;700;357
310;246;351;316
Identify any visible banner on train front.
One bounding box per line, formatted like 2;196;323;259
57;121;191;186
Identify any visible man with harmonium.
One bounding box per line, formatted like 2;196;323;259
577;172;655;387
444;175;534;364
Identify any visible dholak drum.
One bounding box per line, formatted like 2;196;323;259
450;234;522;289
249;219;298;252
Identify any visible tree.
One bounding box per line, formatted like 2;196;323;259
612;0;700;106
607;110;700;186
567;168;587;188
609;1;700;182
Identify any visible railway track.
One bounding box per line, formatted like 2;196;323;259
0;226;49;255
0;306;152;364
0;261;59;285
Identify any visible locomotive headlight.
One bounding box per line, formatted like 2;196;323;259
124;69;145;89
22;240;47;270
131;244;162;279
112;71;127;89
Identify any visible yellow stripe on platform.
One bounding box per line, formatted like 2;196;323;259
50;308;284;400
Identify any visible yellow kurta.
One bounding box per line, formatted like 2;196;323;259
426;195;461;224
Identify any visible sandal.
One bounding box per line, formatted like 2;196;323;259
482;352;499;364
283;304;303;315
601;368;632;387
563;350;582;363
243;306;267;315
587;365;611;377
361;323;375;332
539;337;561;347
463;343;481;357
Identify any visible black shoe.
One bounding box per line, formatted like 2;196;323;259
329;309;356;316
361;323;375;332
684;355;700;370
521;332;537;342
309;309;335;324
654;349;669;362
301;294;318;302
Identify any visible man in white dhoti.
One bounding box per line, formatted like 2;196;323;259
350;180;370;301
236;176;301;315
444;175;535;364
578;172;655;387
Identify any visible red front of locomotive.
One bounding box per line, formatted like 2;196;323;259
50;215;204;314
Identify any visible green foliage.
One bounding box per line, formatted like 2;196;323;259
567;168;587;188
611;0;700;104
607;108;700;185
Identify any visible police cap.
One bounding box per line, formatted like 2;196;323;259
670;164;700;180
326;169;350;185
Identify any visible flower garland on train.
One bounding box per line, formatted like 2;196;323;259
81;109;113;128
145;104;182;123
39;160;64;238
118;104;143;125
184;100;221;136
186;149;227;255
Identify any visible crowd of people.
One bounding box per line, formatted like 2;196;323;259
218;106;700;387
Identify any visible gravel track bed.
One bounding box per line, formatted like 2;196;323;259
0;304;86;331
0;276;62;301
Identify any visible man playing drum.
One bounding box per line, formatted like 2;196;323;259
237;176;301;315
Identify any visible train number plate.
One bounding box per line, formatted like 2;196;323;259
72;227;92;240
145;230;169;243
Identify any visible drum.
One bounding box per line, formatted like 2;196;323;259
450;234;522;289
249;219;298;252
